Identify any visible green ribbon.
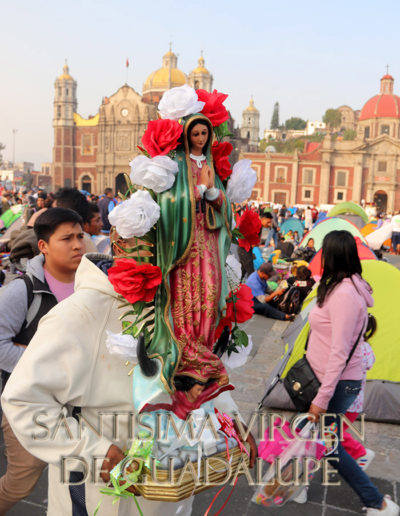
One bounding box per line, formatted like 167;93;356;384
95;436;155;516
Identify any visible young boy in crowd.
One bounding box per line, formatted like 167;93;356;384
83;202;111;254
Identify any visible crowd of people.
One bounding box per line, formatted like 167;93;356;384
0;182;399;516
0;186;117;278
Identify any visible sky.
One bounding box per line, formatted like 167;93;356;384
1;0;400;168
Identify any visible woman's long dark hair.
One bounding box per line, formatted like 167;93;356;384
317;230;362;307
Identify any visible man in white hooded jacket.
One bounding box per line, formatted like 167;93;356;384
1;253;250;516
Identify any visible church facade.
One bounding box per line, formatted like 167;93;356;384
52;49;236;194
245;74;400;213
53;66;157;194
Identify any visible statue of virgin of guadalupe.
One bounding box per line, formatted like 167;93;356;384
138;113;234;413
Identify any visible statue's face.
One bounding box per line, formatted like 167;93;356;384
186;383;205;403
189;123;209;154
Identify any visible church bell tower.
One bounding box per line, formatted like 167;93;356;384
240;97;260;151
52;62;77;189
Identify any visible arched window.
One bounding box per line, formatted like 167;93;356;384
81;175;92;193
373;190;387;212
115;173;128;195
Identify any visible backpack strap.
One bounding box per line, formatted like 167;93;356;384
19;274;35;309
17;273;43;332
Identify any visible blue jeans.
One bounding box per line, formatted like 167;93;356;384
252;297;286;320
325;380;383;509
265;228;278;247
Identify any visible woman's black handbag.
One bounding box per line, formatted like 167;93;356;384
283;326;364;412
283;356;320;412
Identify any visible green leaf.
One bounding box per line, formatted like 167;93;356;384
132;301;146;314
214;121;233;141
228;327;249;355
231;228;244;240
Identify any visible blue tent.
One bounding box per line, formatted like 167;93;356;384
280;218;305;238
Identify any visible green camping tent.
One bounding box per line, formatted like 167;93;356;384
299;217;367;251
327;201;369;224
261;260;400;423
0;205;23;229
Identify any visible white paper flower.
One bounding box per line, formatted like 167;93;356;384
105;330;138;360
108;190;160;238
225;254;242;291
226;160;257;203
129;155;179;193
158;84;205;120
222;335;253;369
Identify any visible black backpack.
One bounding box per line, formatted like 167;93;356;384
12;273;57;345
278;286;302;314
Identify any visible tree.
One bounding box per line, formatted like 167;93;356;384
323;108;342;131
259;139;268;152
270;102;280;129
309;132;325;143
343;129;357;140
0;142;5;167
284;117;306;130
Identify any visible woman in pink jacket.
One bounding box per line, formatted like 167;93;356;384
306;230;398;516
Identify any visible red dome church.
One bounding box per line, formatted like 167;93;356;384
244;71;400;213
358;74;400;139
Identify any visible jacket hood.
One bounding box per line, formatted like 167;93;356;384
344;274;374;308
26;254;45;282
74;253;120;299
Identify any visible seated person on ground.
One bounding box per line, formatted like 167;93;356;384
245;263;295;321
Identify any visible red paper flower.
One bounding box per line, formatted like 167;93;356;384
141;119;183;157
216;284;254;339
212;141;233;181
237;209;261;252
108;258;162;304
197;89;229;127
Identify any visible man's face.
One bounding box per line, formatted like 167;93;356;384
84;212;102;236
37;197;45;209
38;222;84;274
261;217;272;228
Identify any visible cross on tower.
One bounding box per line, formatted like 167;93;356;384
386;64;390;75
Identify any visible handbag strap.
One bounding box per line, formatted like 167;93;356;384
344;324;364;368
304;318;366;367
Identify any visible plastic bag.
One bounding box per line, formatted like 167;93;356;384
252;420;326;508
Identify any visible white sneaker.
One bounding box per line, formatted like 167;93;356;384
292;487;308;504
364;495;400;515
357;449;376;471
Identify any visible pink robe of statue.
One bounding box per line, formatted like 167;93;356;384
169;157;228;383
